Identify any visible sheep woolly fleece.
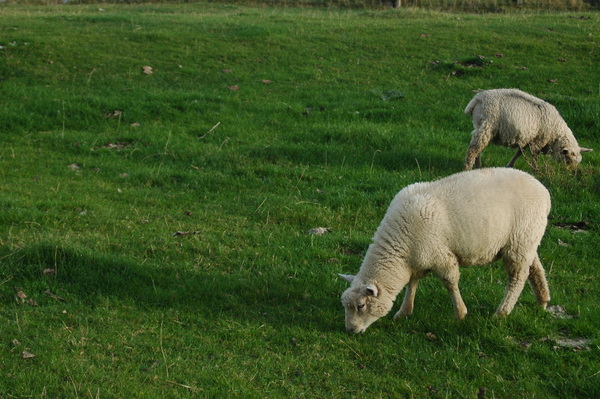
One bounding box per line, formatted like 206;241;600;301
463;88;591;169
340;168;551;334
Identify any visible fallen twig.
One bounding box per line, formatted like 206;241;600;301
172;231;201;237
44;290;66;302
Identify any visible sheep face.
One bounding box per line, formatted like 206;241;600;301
557;146;592;165
553;145;583;166
340;278;393;334
551;134;592;166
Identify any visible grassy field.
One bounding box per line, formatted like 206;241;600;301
0;2;599;398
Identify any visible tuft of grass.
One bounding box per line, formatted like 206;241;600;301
0;3;598;398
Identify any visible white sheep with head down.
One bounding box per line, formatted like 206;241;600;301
463;88;591;170
339;168;551;334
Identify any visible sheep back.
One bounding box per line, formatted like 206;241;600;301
466;88;568;149
375;168;550;271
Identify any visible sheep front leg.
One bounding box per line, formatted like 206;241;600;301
506;148;523;167
393;277;419;319
436;267;468;320
527;254;550;309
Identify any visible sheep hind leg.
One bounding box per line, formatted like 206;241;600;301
527;254;550;309
393;277;419;320
464;126;493;170
474;154;482;169
496;259;530;316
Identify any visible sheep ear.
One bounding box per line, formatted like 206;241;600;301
365;284;379;297
338;274;355;284
580;147;592;153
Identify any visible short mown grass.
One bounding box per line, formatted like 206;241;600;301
0;3;598;398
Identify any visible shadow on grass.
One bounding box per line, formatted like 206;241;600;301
2;243;343;332
247;142;463;175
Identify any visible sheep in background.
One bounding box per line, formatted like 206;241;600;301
339;168;551;334
463;88;591;170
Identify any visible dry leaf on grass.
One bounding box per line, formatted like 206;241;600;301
22;351;36;359
553;221;590;233
142;65;153;75
507;336;534;349
547;304;574;319
307;227;331;235
425;332;438;341
518;340;532;349
552;337;592;351
228;85;240;91
427;386;439;395
104;110;122;119
15;291;28;304
93;139;140;151
172;231;201;237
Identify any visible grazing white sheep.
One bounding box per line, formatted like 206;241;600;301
463;88;591;170
339;168;551;334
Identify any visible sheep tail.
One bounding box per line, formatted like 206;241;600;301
464;96;480;115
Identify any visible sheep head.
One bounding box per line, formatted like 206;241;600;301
559;147;583;165
551;139;592;166
339;274;393;334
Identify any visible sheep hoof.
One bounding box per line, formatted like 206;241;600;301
393;310;412;320
455;312;468;320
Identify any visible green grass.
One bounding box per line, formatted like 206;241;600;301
0;3;599;398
